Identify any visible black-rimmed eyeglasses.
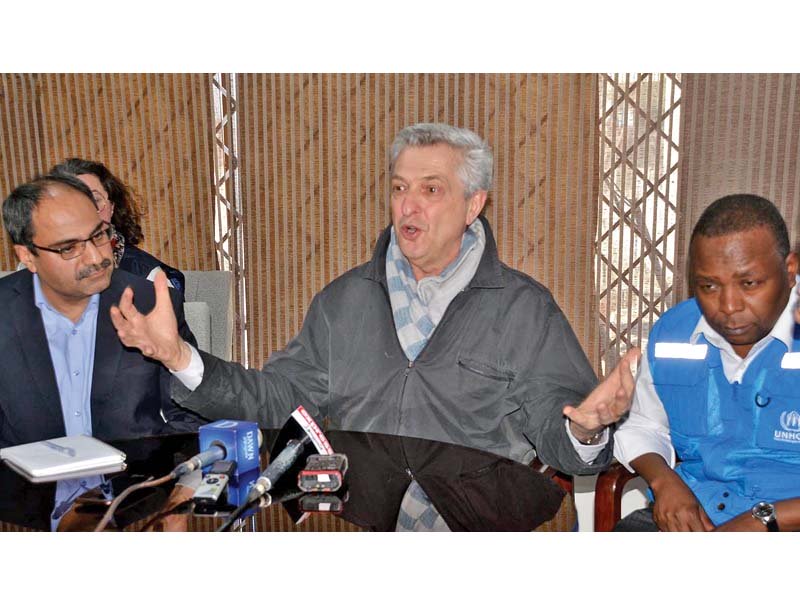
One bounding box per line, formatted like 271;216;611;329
31;225;115;260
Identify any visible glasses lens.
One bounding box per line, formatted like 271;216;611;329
59;244;81;260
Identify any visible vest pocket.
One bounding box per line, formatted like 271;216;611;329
754;392;800;453
651;360;709;437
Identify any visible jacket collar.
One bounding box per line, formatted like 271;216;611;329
364;215;504;289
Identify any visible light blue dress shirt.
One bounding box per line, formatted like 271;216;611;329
32;274;109;529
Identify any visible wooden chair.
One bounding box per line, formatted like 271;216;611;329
530;459;577;531
593;462;644;531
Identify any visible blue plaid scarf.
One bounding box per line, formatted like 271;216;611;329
386;219;485;361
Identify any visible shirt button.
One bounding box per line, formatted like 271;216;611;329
717;503;726;510
71;330;78;336
73;370;80;376
723;492;730;498
74;411;81;417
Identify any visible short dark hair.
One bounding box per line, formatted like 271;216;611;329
690;193;790;259
2;174;95;252
50;158;144;245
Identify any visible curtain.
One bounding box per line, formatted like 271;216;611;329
675;73;800;299
0;73;218;273
235;73;600;367
1;73;601;368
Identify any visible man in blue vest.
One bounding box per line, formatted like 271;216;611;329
614;193;800;532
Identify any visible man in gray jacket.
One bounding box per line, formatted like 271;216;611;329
112;123;638;508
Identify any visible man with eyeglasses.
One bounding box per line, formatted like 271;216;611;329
0;174;203;529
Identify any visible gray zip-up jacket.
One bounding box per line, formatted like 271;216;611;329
173;217;612;474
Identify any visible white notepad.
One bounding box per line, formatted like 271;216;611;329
0;435;127;483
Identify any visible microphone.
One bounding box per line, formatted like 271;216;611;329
173;420;262;478
247;437;309;502
95;420;263;533
173;443;225;477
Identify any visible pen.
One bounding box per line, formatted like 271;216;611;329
42;440;77;457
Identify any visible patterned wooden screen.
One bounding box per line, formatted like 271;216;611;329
595;73;682;373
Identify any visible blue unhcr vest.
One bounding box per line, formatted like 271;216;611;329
648;298;800;526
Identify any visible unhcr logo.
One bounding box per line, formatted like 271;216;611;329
780;411;800;432
774;411;800;443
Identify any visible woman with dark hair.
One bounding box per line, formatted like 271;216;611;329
49;158;186;297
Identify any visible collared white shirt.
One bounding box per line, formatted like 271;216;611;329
614;290;797;472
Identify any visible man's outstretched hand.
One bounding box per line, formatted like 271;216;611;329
110;270;191;371
564;347;640;442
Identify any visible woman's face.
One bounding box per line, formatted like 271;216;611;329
76;173;114;224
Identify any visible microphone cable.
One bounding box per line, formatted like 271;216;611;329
215;489;305;533
93;473;175;532
215;495;264;533
94;443;227;532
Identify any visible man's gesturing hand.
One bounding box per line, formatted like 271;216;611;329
110;270;191;371
564;347;640;442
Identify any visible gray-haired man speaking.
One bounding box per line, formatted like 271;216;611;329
111;123;638;530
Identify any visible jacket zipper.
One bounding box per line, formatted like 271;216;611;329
379;277;472;433
396;359;414;434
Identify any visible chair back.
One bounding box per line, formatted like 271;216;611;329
182;270;234;360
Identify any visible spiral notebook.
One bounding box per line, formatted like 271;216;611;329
0;435;126;483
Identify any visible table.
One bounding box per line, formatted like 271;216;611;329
0;431;573;532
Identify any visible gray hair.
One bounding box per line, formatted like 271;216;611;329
389;123;493;198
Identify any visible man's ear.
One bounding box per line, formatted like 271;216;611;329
786;251;799;283
14;245;36;273
465;190;488;225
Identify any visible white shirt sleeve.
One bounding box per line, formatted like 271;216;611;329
169;341;205;391
613;352;676;472
564;420;610;463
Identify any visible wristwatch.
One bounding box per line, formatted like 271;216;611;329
578;428;606;445
751;501;779;532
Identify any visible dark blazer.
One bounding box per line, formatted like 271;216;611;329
0;268;204;449
119;244;186;302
